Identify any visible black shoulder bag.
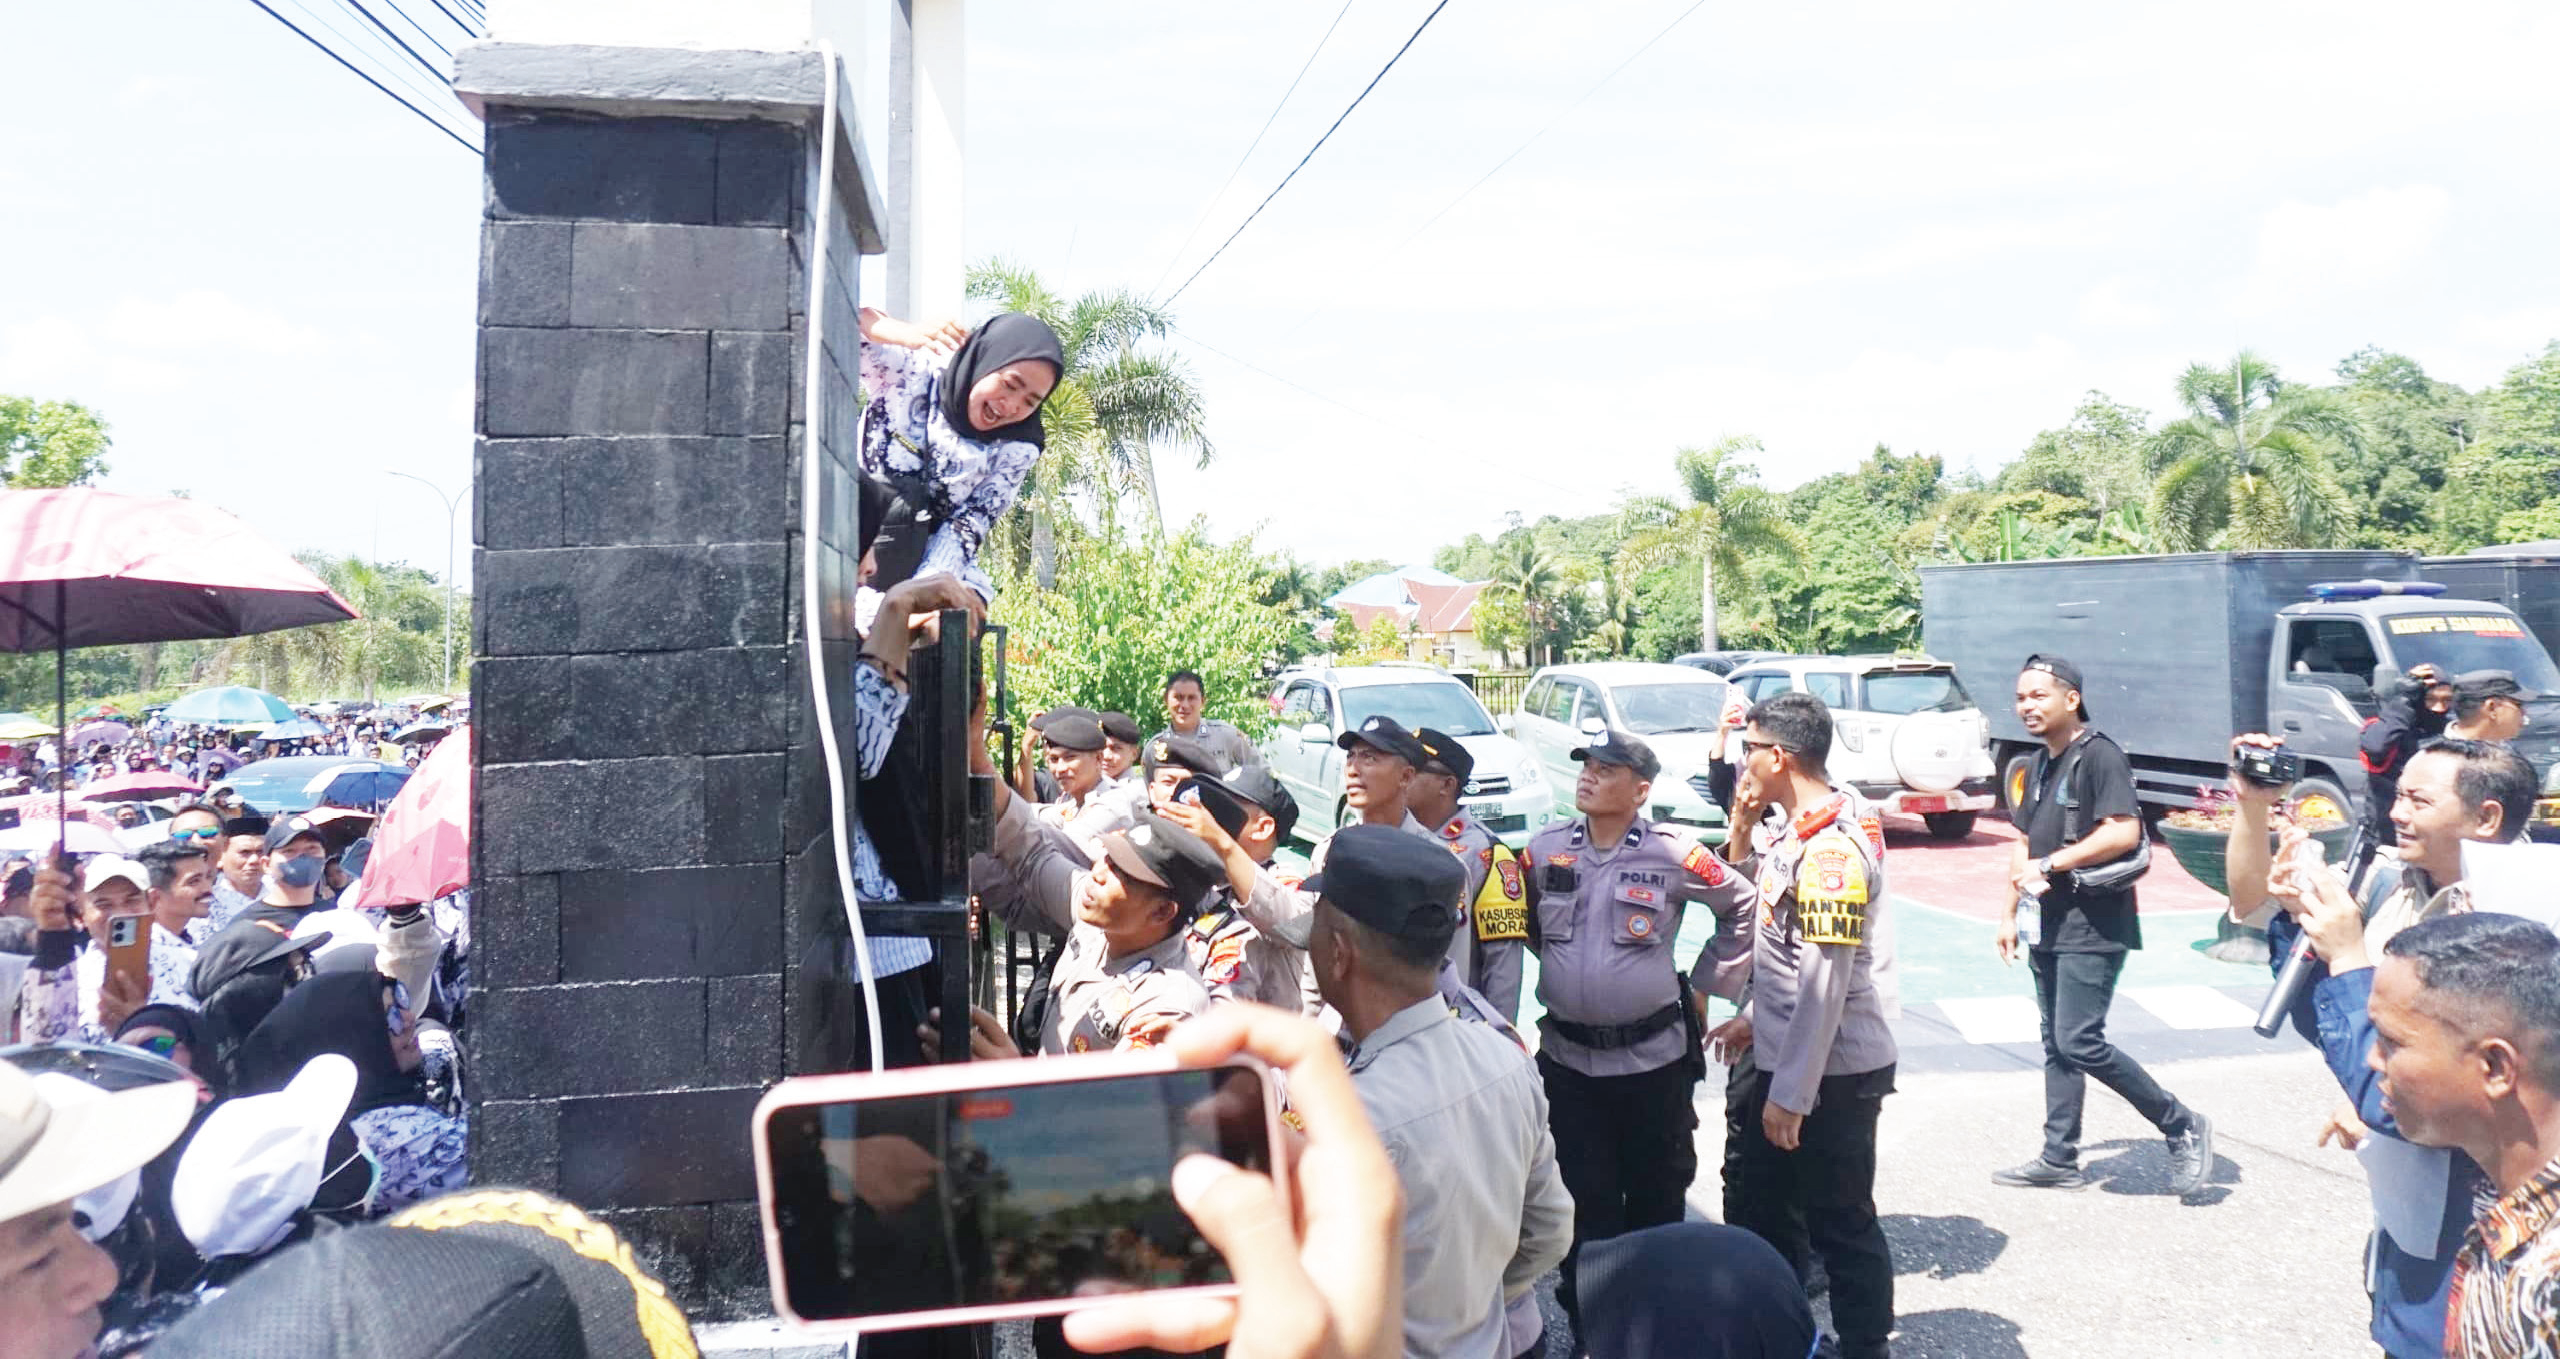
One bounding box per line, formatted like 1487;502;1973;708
2032;733;2151;892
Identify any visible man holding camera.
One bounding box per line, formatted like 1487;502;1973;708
1994;655;2215;1197
2251;737;2537;1356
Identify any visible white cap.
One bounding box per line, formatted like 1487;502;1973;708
291;906;379;959
27;1074;141;1240
173;1053;359;1259
82;854;148;895
0;1056;194;1225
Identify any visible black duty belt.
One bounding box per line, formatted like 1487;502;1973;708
1544;1001;1683;1050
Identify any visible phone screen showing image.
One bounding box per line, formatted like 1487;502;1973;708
764;1065;1271;1323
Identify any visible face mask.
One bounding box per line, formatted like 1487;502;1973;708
275;855;325;891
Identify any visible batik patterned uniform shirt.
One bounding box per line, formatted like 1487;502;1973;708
2448;1151;2560;1359
857;341;1040;601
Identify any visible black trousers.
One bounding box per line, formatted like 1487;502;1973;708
1725;1063;1896;1359
1538;1053;1699;1320
2031;948;2192;1164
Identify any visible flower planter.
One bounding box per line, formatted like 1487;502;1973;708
2157;821;2355;964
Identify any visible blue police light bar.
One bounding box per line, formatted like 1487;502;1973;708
2306;579;2450;601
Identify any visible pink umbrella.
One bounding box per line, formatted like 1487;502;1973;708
354;725;468;909
0;793;119;830
0;819;122;855
78;770;204;802
70;719;132;750
0;489;355;853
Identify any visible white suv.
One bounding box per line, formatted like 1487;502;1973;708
1262;664;1554;844
1721;654;1999;839
1505;662;1730;839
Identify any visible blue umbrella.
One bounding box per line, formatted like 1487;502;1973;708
164;685;295;727
303;761;411;809
258;717;330;742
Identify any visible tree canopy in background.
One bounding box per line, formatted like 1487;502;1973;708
0;396;111;487
1405;340;2560;665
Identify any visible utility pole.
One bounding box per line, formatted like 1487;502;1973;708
387;471;458;694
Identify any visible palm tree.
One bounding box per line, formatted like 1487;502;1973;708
965;260;1213;535
2148;352;2362;551
1616;436;1804;650
1488;539;1566;667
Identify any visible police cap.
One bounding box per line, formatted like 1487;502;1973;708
1099;813;1225;906
1143;733;1224;781
1202;765;1299;842
1098;711;1144;745
1273;824;1463;950
1336;715;1427;768
1414;727;1475;783
1042;715;1106;753
2456;669;2540;703
1571;729;1661;780
1030;705;1099;733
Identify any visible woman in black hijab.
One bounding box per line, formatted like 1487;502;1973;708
237;970;467;1215
857;307;1064;599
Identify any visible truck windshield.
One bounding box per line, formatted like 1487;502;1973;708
1610;683;1726;734
2382;616;2560;693
1860;669;1975;716
1340;683;1498;738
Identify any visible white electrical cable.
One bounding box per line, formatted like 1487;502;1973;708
801;41;887;1073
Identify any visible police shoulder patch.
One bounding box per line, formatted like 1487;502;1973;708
1796;838;1870;946
1475;844;1529;941
1682;841;1727;888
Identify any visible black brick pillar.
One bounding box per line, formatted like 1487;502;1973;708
462;56;882;1321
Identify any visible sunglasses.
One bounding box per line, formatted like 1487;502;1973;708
127;1033;182;1058
1741;739;1793;756
171;827;223;842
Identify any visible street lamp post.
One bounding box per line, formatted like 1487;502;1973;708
387;470;459;694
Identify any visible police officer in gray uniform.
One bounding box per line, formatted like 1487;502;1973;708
1149;668;1264;771
1412;726;1529;1023
1522;727;1758;1322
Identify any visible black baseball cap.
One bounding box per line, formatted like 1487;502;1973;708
1572;728;1661;780
1202;765;1299;842
1041;715;1106;753
2021;653;2090;718
1098;712;1143;745
1144;733;1225;781
1273;824;1463;950
264;815;325;855
1337;715;1427;768
2456;669;2540;703
189;916;329;1003
1414;727;1475;783
1099;813;1226;906
222;814;270;840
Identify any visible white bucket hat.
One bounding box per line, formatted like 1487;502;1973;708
173;1052;360;1259
0;1054;193;1226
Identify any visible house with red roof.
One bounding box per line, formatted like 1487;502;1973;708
1325;565;1496;669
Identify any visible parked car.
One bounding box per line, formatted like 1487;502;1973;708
1672;649;1787;675
218;754;411;817
1262;664;1553;844
1721;654;1998;839
1505;663;1730;839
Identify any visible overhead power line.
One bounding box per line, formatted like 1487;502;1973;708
284;0;456;114
340;0;449;83
247;0;480;154
1148;0;1361;297
1161;0;1452;306
1377;0;1709;263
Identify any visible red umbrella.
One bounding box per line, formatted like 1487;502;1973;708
0;489;356;850
353;724;468;909
78;770;205;802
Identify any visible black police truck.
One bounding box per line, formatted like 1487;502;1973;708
1920;550;2560;824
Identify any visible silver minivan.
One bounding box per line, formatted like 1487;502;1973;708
1505;662;1729;838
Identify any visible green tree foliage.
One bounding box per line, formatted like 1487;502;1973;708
1999;393;2150;515
1616;437;1803;651
992;522;1294;738
2148;352;2361;550
0;396;111;487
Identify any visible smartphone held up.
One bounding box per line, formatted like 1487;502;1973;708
753;1049;1283;1333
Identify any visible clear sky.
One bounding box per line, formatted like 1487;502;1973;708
6;2;2556;585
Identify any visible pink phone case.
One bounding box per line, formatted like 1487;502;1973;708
752;1048;1286;1334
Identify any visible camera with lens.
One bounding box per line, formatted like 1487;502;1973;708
2233;743;2302;788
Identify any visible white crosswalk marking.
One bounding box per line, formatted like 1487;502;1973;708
1934;995;2043;1045
2124;985;2259;1030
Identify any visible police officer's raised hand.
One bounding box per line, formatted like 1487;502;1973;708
1063;1004;1402;1359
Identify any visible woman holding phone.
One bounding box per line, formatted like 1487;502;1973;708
856;307;1064;600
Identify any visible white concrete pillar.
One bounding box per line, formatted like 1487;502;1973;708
888;0;966;322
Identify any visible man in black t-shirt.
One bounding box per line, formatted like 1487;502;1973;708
1993;655;2215;1196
